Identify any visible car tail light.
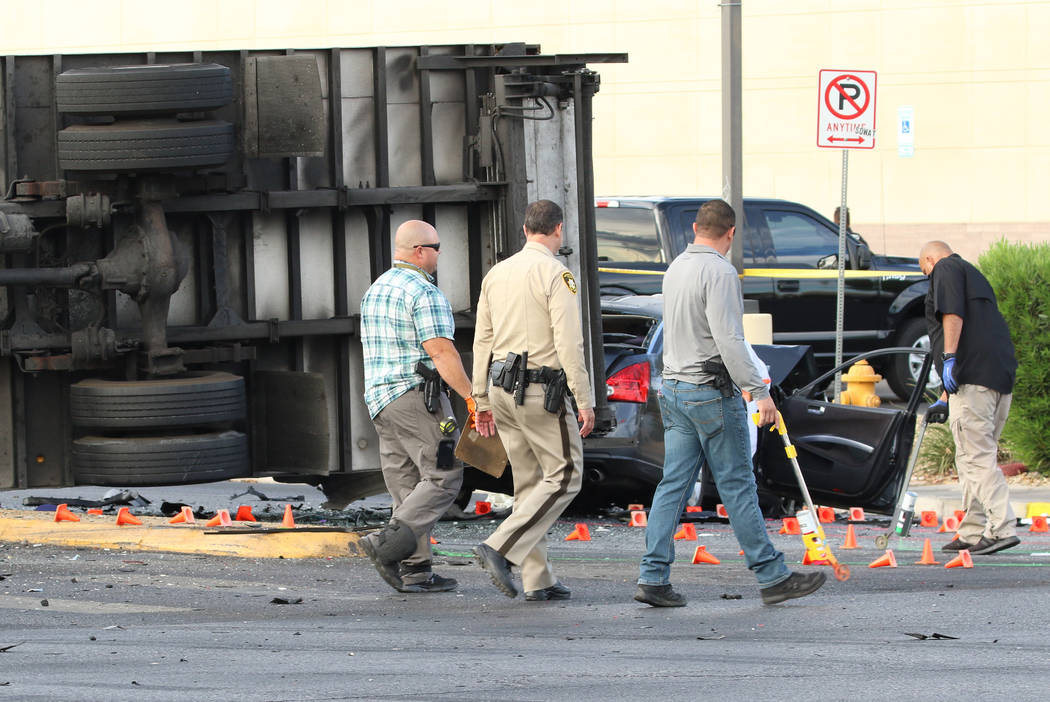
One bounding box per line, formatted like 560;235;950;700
606;362;650;403
595;199;619;208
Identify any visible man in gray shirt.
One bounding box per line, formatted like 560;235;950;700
634;199;826;607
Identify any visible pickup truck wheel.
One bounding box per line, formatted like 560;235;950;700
72;431;249;486
57;119;234;171
70;372;245;430
886;318;942;401
56;63;233;115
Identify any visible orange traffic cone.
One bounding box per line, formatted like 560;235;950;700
841;523;859;549
1030;516;1049;533
53;504;80;523
945;549;974;569
673;523;697;541
205;509;232;527
716;504;728;518
691;546;721;565
920;510;938;528
849;507;865;522
115;507;142;526
802;550;832;566
818;506;835;523
627;504;644;512
234;505;257;522
685;505;703;513
868;550;897;568
474;501;492;515
430;536;438;544
940;515;960;533
282;504;296;528
168;506;195;524
565;523;591;541
916;538;939;565
86;508;104;516
954;509;966;522
779;517;801;535
629;510;647;527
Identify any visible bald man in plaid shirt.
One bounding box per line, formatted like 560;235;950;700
358;220;475;593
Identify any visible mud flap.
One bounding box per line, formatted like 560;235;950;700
251;371;330;475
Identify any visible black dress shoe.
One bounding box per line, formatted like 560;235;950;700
760;571;826;605
970;535;1020;555
473;543;518;598
633;583;686;607
525;582;571;601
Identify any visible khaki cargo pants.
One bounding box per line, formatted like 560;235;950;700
950;384;1015;542
483;384;583;592
372;389;462;585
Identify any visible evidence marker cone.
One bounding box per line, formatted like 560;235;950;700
802;550;831;566
817;506;835;523
716;504;728;518
685;505;703;513
205;509;232;527
841;523;859;549
115;507;142;526
86;508;104;515
673;523;697;541
868;550;897;568
779;517;801;535
691;546;720;565
629;510;648;527
234;505;257;522
474;501;492;515
565;523;591;541
916;538;939;565
282;504;296;528
945;549;974;569
954;509;966;522
53;504;80;523
1030;516;1049;533
849;507;865;521
920;510;938;528
626;504;644;512
168;506;195;524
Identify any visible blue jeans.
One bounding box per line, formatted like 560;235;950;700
638;379;790;589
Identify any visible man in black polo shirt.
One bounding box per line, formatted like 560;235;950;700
919;240;1019;555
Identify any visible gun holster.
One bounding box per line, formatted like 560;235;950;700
701;359;735;398
542;368;568;414
415;360;443;414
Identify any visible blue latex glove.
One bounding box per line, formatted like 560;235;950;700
926;400;948;425
942;356;958;393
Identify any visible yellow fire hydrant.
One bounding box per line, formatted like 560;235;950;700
839;359;882;407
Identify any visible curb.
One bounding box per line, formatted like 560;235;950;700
0;509;363;559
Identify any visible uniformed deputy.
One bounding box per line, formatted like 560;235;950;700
471;199;595;601
358;220;475;593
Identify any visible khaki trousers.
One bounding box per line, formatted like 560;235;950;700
950;384;1015;542
372;390;463;584
484;384;583;592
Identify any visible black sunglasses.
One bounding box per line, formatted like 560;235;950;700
415;243;440;251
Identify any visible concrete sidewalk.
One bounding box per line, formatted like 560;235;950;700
911;482;1050;519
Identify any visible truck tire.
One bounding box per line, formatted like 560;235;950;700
886;317;941;401
56;63;233;115
70;372;246;430
57;119;234;171
72;431;250;486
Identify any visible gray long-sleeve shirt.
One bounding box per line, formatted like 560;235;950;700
661;243;770;400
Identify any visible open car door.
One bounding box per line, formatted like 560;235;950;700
757;348;934;514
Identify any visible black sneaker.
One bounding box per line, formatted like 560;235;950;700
397;573;458;593
525;582;571;601
971;535;1020;555
760;571;826;605
633;583;687;607
473;543;518;598
941;538;979;552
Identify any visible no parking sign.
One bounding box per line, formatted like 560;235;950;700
817;70;877;149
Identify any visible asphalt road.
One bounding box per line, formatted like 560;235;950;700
2;507;1049;701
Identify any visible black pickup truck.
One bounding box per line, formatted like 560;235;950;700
595;197;931;399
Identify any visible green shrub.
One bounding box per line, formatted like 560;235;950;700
979;240;1050;474
916;423;957;477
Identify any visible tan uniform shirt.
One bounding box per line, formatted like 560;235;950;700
472;241;594;412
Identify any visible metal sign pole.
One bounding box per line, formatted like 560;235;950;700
833;148;848;401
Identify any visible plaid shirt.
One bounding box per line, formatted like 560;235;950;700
361;261;456;418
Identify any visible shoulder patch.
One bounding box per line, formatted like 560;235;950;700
561;271;578;294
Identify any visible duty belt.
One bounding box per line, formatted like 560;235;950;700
489;362;549;385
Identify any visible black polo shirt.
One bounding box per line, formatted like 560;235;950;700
925;253;1016;394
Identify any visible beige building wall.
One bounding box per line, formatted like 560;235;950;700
5;0;1047;261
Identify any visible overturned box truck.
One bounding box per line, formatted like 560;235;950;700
0;45;623;503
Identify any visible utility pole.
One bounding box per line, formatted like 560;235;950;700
722;0;743;271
